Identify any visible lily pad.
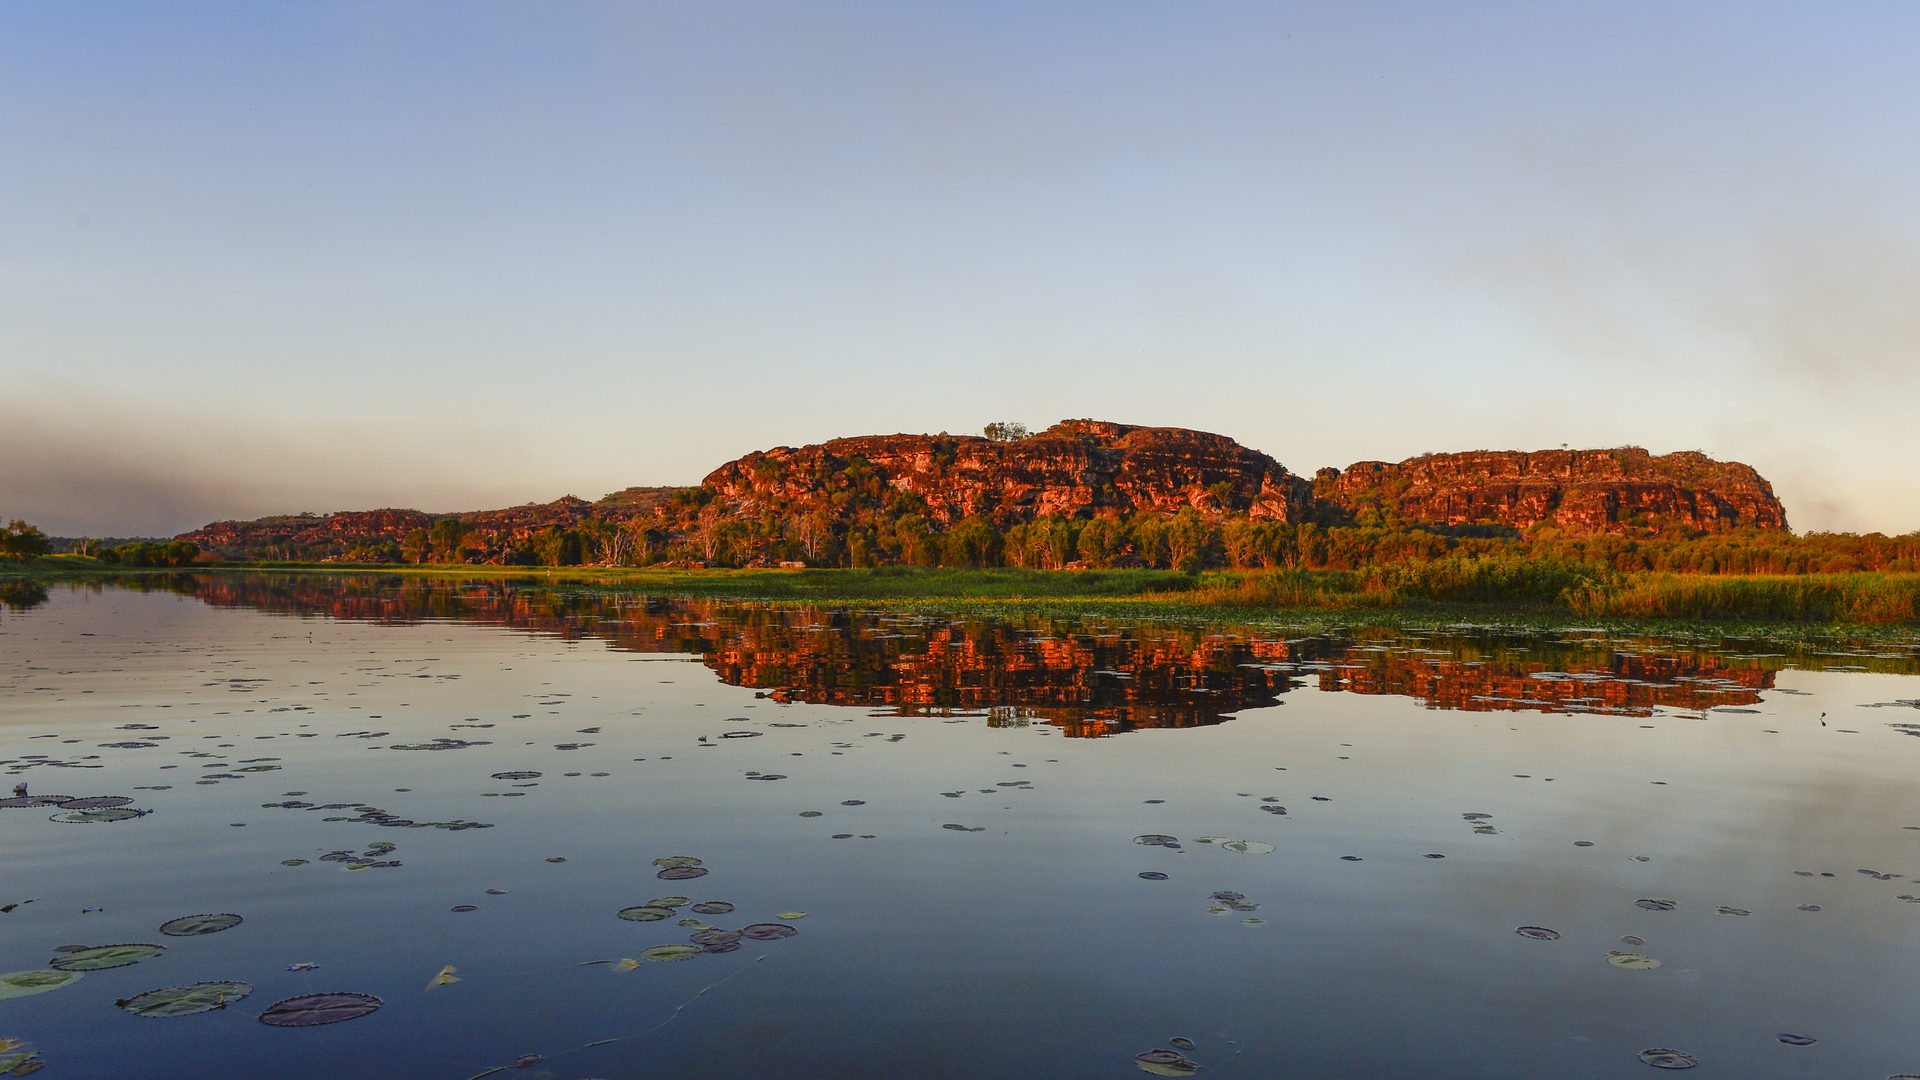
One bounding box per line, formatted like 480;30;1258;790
1776;1033;1816;1046
1716;906;1751;917
616;907;676;922
1515;926;1561;940
1221;841;1275;854
652;856;703;869
0;969;84;999
118;981;253;1017
1637;1048;1697;1069
1169;1038;1196;1051
51;808;141;823
689;902;734;915
57;796;134;809
257;991;383;1027
491;771;541;780
648;896;692;908
159;914;243;937
740;923;798;940
798;811;823;818
689;930;742;946
1634;898;1677;911
657;866;708;881
777;912;807;920
1606;951;1662;969
1134;834;1180;848
50;944;165;971
1138;872;1169;880
639;945;702;962
1135;1048;1200;1076
701;942;741;954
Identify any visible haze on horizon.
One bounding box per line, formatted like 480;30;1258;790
5;2;1918;538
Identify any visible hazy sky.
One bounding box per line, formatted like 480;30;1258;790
5;2;1919;536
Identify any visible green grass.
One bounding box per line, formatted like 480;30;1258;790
5;556;1918;634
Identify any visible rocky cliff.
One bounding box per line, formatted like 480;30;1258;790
702;419;1314;526
1315;448;1788;535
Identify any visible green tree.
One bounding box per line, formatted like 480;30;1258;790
0;520;54;563
400;529;430;564
1167;508;1214;572
429;519;473;563
983;421;1029;442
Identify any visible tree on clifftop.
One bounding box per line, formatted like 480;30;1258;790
983;421;1029;442
0;520;53;563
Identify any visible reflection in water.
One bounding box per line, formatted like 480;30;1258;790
159;574;1920;733
0;580;49;611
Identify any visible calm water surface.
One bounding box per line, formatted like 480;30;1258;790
3;575;1920;1079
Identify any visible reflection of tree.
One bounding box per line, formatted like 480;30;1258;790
163;575;1887;736
0;581;49;611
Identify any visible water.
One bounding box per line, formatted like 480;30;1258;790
3;574;1920;1078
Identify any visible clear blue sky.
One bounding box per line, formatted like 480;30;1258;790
5;2;1918;536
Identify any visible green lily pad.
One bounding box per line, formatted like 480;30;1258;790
0;969;84;999
159;914;243;937
1716;906;1751;917
118;981;253;1017
651;856;702;869
639;945;702;962
616;907;676;922
647;897;692;908
1638;1047;1697;1069
50;944;165;971
1135;1048;1199;1075
1606;951;1662;969
1220;840;1275;854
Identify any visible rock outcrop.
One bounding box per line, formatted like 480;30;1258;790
702;419;1314;526
1315;449;1787;535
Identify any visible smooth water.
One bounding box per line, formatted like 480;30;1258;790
3;575;1920;1079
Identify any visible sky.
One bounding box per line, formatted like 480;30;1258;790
5;2;1919;537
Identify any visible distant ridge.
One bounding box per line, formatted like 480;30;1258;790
174;422;1790;563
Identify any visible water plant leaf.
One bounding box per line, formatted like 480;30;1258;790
1137;872;1169;880
1134;835;1179;847
1637;1048;1697;1069
1776;1034;1815;1046
1169;1038;1195;1051
1515;926;1561;940
57;797;134;810
776;912;807;920
257;991;383;1027
657;867;708;880
651;856;702;869
490;772;541;780
1606;951;1662;969
689;930;741;946
50;944;164;971
1716;906;1751;917
51;808;141;824
1220;841;1275;854
117;981;252;1017
639;945;701;962
689;902;734;915
1135;1048;1199;1076
740;923;798;940
0;969;83;999
648;897;692;908
159;914;243;937
616;907;676;922
426;966;459;989
1634;898;1677;911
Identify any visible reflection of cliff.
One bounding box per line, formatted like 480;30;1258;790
174;576;1884;735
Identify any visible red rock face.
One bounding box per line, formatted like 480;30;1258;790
702;419;1314;526
1315;449;1788;535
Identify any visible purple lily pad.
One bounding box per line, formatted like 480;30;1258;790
739;923;797;940
700;941;740;954
689;902;734;915
257;991;383;1027
656;866;708;881
1515;926;1561;940
689;930;741;946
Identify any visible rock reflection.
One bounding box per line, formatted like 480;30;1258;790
163;575;1920;735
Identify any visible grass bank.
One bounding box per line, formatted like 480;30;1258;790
5;556;1918;630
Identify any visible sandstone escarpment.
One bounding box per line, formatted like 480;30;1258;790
702;419;1313;526
1315;449;1788;536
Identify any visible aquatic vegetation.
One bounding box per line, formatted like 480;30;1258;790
158;914;242;937
117;982;253;1017
256;992;383;1027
